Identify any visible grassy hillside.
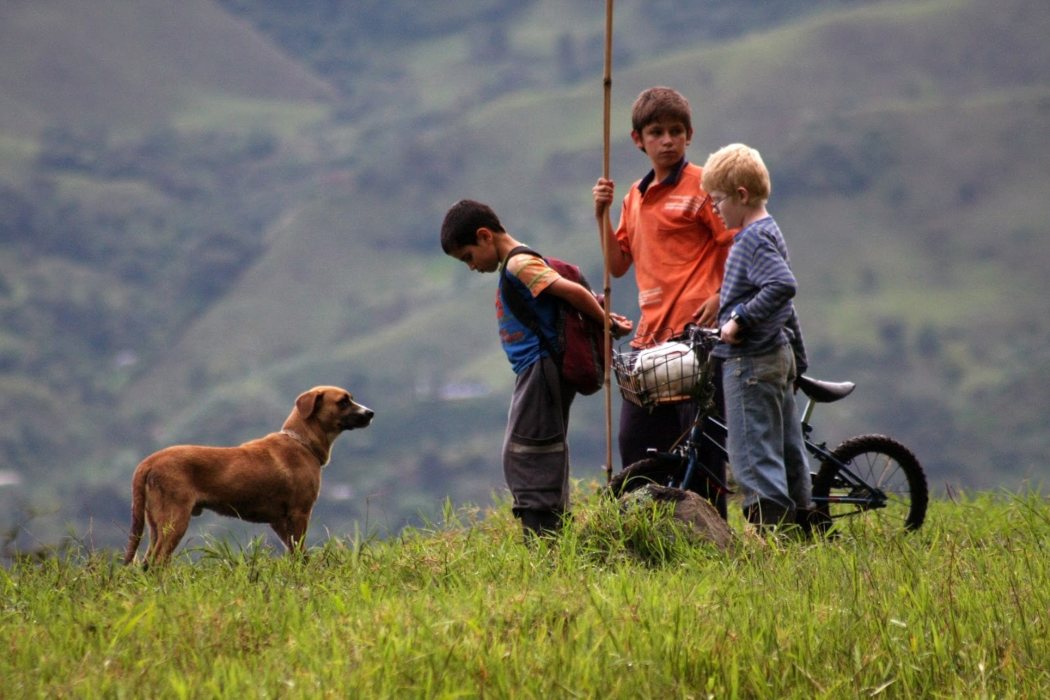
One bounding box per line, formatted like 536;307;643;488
3;492;1049;697
0;0;332;140
128;0;1049;489
1;0;1048;550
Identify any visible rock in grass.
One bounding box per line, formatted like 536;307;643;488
622;484;734;552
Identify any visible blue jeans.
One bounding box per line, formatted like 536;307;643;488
722;344;811;514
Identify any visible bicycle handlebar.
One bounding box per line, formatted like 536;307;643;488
677;323;720;345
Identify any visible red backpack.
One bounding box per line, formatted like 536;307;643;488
499;246;606;395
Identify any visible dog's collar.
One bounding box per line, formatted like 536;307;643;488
280;429;330;468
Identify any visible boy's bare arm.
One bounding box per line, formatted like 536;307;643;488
694;294;720;328
592;177;631;278
545;278;633;338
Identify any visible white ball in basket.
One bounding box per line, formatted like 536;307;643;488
633;341;700;399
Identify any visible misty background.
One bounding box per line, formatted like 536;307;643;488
1;0;1047;553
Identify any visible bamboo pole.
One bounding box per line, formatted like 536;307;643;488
601;0;614;483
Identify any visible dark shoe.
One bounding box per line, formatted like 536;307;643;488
744;499;794;530
518;509;563;542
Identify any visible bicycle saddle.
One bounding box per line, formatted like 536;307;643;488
796;374;855;403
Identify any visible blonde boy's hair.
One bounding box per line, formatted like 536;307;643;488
701;143;772;204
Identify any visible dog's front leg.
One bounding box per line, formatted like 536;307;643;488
271;515;309;555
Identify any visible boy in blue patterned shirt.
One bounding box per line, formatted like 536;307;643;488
440;199;632;541
701;144;812;530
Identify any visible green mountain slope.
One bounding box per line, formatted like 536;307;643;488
0;0;333;138
1;0;1047;550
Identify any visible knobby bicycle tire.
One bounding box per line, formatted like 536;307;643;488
811;434;928;532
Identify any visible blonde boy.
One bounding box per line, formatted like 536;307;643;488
702;143;811;529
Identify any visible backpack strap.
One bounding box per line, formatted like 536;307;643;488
499;246;561;360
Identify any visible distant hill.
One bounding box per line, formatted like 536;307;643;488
0;0;333;137
1;0;1048;551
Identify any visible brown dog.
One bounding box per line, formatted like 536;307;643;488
124;386;373;565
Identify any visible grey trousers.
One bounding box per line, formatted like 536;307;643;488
502;355;575;516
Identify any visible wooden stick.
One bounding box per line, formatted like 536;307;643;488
601;0;614;483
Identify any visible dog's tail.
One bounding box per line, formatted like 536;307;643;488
123;464;147;565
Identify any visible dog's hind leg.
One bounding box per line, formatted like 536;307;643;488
150;509;191;565
143;507;160;564
144;486;193;565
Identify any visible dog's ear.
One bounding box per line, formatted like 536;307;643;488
296;389;323;420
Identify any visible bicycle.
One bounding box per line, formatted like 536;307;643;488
609;326;929;534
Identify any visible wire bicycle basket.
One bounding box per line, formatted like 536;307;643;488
613;327;719;408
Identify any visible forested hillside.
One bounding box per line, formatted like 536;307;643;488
1;0;1047;551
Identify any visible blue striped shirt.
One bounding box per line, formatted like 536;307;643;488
713;216;807;373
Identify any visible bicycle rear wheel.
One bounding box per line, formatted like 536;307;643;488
811;434;928;534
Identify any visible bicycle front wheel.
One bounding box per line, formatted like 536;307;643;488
811;434;928;534
607;457;685;497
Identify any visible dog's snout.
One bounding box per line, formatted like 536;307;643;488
342;402;374;429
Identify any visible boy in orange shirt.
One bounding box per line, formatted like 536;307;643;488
592;87;735;516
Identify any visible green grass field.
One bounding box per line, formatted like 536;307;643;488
3;490;1048;698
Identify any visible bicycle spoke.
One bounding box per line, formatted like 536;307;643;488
874;452;895;489
812;434;928;535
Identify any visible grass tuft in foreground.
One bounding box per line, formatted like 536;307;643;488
2;490;1048;698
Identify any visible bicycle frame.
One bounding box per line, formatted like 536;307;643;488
799;432;888;511
664;395;890;514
